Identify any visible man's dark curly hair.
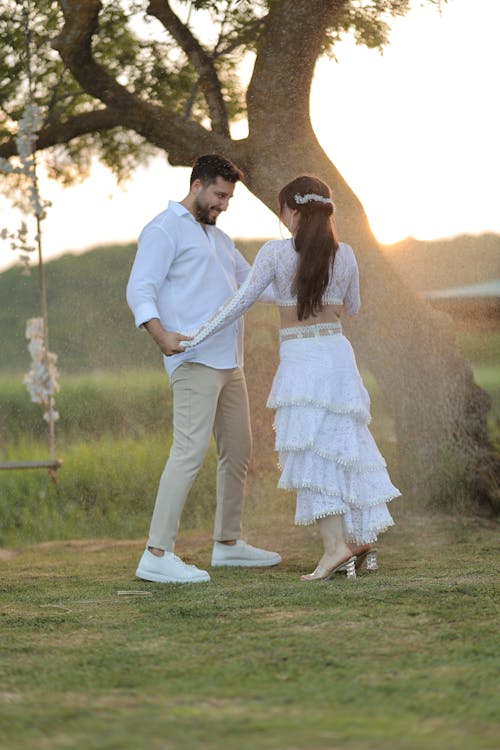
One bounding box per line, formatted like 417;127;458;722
190;154;244;186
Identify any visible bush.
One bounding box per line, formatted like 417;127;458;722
0;435;218;546
0;370;172;445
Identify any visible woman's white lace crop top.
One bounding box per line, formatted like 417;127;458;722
184;239;360;348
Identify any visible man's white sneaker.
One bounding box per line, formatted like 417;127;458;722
211;540;282;568
135;549;210;583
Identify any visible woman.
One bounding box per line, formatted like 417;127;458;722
183;175;400;581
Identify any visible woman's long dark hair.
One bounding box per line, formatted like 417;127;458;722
279;175;338;320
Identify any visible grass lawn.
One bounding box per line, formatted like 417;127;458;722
1;327;498;748
1;511;498;750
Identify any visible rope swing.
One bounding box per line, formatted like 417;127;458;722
0;0;61;478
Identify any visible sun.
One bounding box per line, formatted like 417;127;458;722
367;212;413;247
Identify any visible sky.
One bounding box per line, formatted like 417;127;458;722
0;0;499;272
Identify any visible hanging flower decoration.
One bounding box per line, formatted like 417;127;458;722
24;317;60;424
0;103;51;272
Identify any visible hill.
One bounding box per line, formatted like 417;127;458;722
0;243;150;374
0;234;498;373
381;232;500;291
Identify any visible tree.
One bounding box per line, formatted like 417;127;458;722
1;0;498;512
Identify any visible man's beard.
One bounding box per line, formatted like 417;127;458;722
194;197;219;225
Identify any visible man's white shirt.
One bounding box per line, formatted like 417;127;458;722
127;201;259;377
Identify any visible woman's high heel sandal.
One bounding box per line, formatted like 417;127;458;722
354;547;378;572
300;555;357;582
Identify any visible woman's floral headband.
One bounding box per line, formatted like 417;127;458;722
294;193;335;210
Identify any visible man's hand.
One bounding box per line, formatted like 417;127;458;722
144;319;192;356
156;330;191;356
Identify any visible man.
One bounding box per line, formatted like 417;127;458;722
126;154;281;583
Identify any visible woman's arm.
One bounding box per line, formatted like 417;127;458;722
183;241;276;347
342;247;361;316
234;245;275;303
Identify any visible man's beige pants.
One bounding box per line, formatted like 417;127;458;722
148;362;252;552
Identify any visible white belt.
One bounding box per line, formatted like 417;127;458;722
279;321;342;342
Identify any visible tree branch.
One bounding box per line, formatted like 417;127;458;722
0;109;124;159
147;0;230;138
215;17;263;58
52;0;232;165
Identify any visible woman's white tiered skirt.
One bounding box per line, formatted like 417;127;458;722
267;326;400;544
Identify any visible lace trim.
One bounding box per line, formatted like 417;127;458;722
269;397;371;423
279;321;342;339
278;481;401;508
276;443;386;471
295;514;395;542
343;524;394;544
277;297;343;307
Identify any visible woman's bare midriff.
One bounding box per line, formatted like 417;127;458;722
279;303;343;328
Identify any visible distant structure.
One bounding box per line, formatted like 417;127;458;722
424;280;500;329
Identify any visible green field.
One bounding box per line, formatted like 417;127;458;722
0;327;499;546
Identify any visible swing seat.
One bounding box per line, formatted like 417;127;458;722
0;459;62;471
